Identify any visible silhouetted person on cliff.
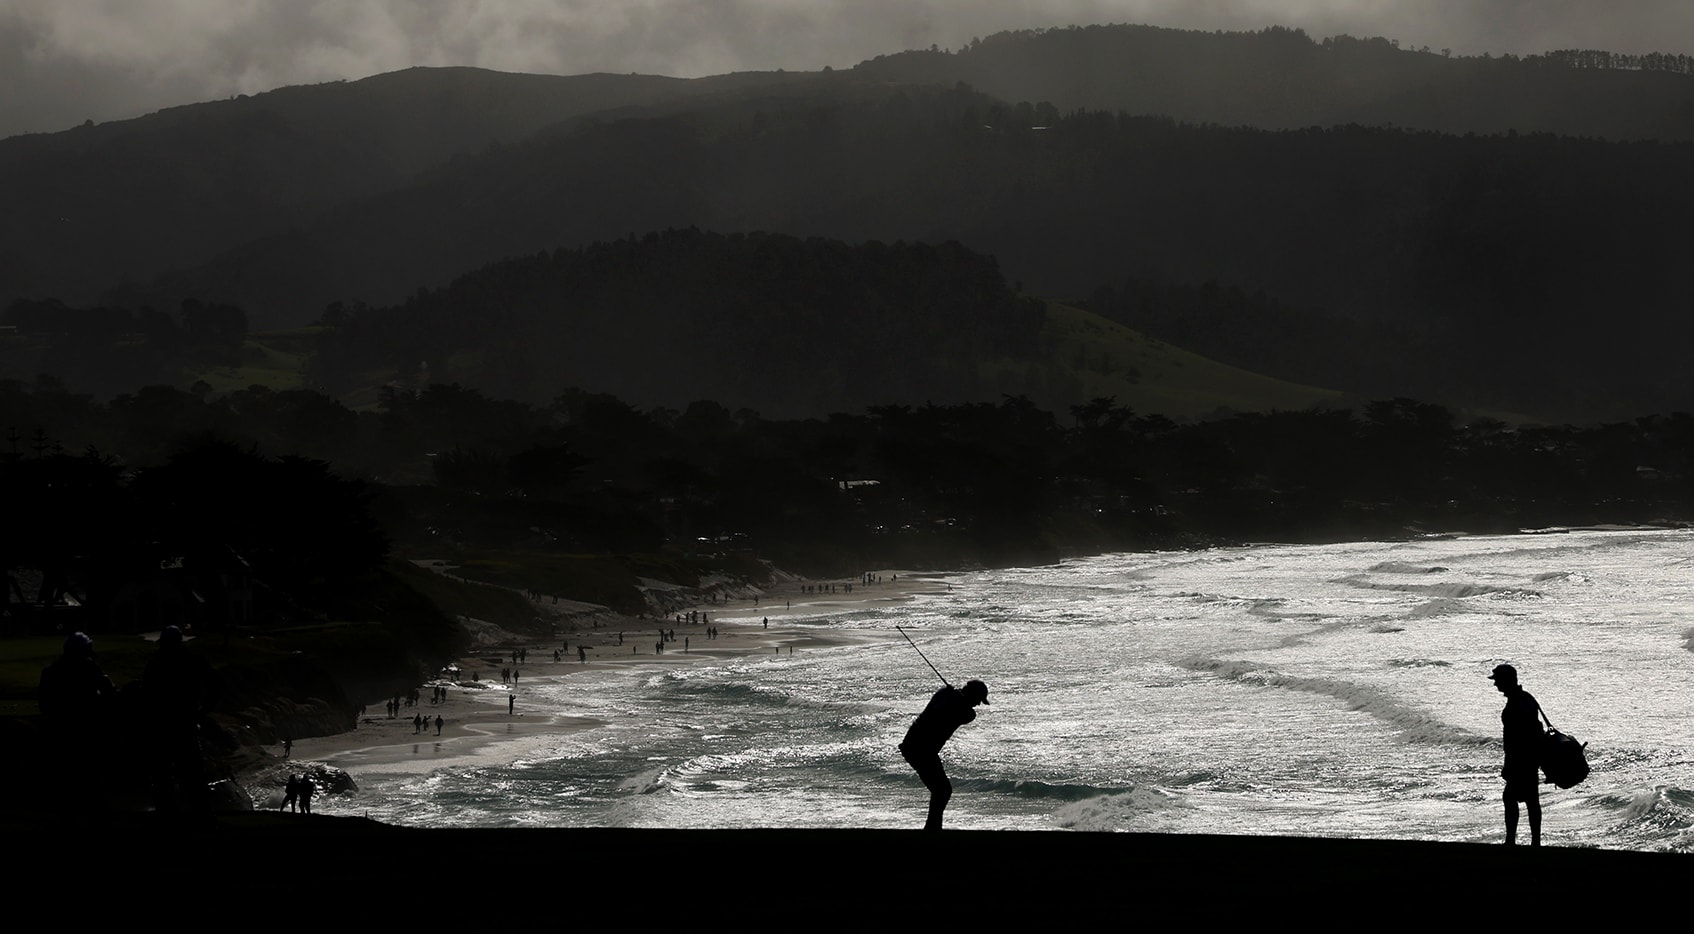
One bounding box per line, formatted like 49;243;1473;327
38;632;116;728
142;626;221;810
1491;663;1543;846
38;632;118;806
899;679;989;830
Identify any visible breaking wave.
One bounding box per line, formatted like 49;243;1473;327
1407;598;1471;618
1368;562;1450;574
1050;786;1193;832
974;777;1138;801
1180;657;1484;746
1336;573;1528;598
1591;785;1694;852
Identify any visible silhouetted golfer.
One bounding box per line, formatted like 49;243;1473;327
899;679;989;830
1490;663;1543;846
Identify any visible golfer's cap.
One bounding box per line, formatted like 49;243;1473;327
1488;663;1517;682
964;679;990;704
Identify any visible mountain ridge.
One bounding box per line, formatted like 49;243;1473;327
9;22;1694;421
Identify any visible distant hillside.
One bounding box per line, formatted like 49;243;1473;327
11;22;1694;320
312;229;1051;418
0;66;799;310
0;232;1342;421
100;80;1694;420
855;24;1694;140
128;80;1694;333
1020;301;1341;419
9;24;1694;420
231;232;1337;420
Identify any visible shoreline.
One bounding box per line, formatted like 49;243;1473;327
254;569;952;795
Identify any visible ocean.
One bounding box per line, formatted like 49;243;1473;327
305;529;1694;851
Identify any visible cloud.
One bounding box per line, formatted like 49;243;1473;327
3;0;1692;139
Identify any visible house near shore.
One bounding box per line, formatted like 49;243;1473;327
2;543;253;636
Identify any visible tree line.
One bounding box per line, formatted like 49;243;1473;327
5;375;1693;584
1;297;249;398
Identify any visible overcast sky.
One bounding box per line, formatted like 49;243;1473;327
3;0;1689;140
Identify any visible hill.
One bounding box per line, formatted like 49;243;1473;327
0;66;799;311
12;22;1694;324
1031;300;1343;418
112;83;1694;420
855;24;1694;140
270;231;1341;420
9;24;1694;419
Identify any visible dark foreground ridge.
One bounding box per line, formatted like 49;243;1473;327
17;810;1681;917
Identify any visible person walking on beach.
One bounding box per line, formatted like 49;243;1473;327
899;679;989;830
1491;663;1543;846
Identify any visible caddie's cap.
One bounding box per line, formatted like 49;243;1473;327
1488;663;1517;682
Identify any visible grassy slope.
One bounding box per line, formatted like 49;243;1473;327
1026;300;1343;418
191;327;322;394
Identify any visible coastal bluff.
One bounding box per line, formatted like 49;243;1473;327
14;810;1678;918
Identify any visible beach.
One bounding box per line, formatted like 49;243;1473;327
255;569;949;800
24;552;1692;916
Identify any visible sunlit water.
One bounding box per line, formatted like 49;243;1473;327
305;530;1694;851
